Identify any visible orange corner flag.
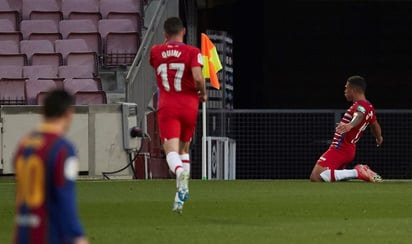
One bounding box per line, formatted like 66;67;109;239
201;33;223;90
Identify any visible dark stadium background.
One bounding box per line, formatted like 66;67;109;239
192;0;412;180
198;0;412;109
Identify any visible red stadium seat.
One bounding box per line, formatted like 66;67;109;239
59;19;101;54
0;40;27;65
66;52;98;76
59;19;97;39
0;65;22;79
22;0;62;23
24;78;57;105
22;64;58;79
35;91;48;105
58;65;95;79
0;32;23;44
0;78;27;105
0;19;15;32
0;0;22;12
31;53;63;66
63;77;102;95
105;32;139;66
20;40;54;58
54;39;92;60
55;39;98;74
99;0;142;30
20;39;62;66
0;10;19;31
20;19;62;42
74;90;107;105
98;19;139;67
39;77;64;89
0;53;27;66
67;32;102;58
62;0;101;26
98;18;138;38
0;39;19;53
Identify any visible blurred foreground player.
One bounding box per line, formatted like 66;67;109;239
310;75;383;183
150;16;207;213
12;89;88;244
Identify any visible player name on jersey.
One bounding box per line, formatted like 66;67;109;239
162;50;182;58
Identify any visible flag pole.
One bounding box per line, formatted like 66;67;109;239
200;32;222;180
201;101;207;180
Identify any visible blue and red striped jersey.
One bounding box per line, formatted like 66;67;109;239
13;124;85;244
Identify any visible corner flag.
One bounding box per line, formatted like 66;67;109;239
201;33;223;89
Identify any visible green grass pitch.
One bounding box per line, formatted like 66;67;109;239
1;179;412;244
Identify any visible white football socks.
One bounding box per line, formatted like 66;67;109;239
166;152;184;177
320;169;358;182
180;153;190;175
168;152;192;205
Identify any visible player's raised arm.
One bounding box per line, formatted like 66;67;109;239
369;120;383;146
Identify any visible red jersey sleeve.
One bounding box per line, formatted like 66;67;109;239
190;48;203;68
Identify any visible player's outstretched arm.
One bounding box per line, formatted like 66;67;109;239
370;120;383;146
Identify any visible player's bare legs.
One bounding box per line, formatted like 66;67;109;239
163;138;183;178
310;164;328;182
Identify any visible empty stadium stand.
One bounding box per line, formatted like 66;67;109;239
58;65;95;79
0;0;145;105
0;39;19;53
0;31;23;44
59;19;102;54
63;77;103;95
25;78;57;105
20;19;62;41
99;0;142;30
61;0;101;25
0;53;26;66
20;39;63;66
0;9;19;31
22;0;62;23
0;40;27;65
74;90;108;105
98;18;140;67
0;0;195;179
0;78;26;105
0;18;15;31
22;64;58;79
0;65;22;78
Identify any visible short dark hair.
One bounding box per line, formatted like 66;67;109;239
43;89;74;119
163;16;184;36
347;75;367;92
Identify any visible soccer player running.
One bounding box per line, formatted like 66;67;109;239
12;89;88;244
149;16;207;213
310;75;384;183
